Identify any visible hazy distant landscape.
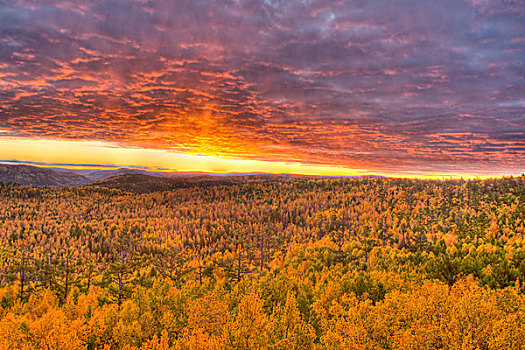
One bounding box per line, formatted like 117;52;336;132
0;163;297;188
0;163;241;187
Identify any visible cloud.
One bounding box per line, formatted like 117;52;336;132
0;159;168;171
0;0;523;174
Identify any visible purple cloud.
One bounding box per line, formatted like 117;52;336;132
0;0;523;174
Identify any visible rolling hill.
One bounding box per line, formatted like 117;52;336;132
91;173;308;193
0;164;90;187
0;163;315;191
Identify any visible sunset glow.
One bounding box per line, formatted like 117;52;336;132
1;0;523;176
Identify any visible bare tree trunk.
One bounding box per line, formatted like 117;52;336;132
237;246;242;283
342;208;345;248
118;270;123;310
64;255;69;302
20;266;25;302
118;250;125;311
363;228;368;264
86;263;93;291
259;230;264;273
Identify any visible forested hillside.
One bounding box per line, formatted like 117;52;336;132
0;177;524;349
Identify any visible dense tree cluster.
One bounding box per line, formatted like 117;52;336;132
0;176;523;349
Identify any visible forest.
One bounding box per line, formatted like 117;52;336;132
0;176;524;349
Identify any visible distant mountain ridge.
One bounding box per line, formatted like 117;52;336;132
0;164;176;187
78;167;166;182
0;163;376;190
0;164;90;187
0;164;309;189
91;173;303;193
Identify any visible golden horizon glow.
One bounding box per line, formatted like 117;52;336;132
1;137;521;179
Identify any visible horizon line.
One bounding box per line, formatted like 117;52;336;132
1;159;523;181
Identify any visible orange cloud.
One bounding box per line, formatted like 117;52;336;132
0;0;523;176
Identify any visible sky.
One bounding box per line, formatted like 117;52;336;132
0;0;524;177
